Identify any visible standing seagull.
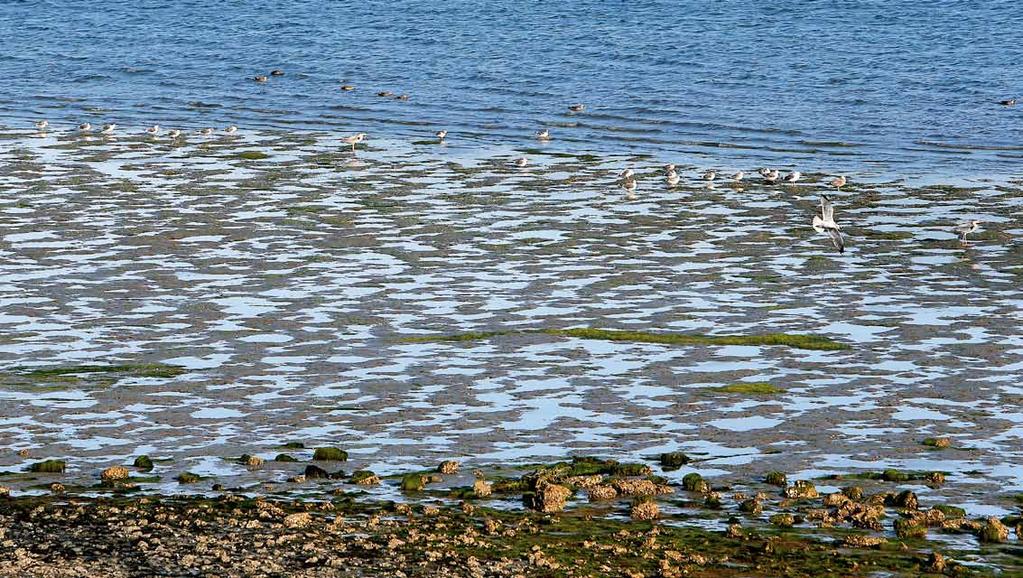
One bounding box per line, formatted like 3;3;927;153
954;220;981;243
168;129;182;139
435;130;447;142
784;171;801;183
224;125;238;135
812;195;844;253
101;123;117;135
831;175;847;189
666;170;680;187
568;103;585;112
34;120;49;131
145;125;160;136
703;170;716;182
535;128;551;141
514;157;528;168
199;127;214;137
78;122;92;133
732;171;744;182
342;132;367;152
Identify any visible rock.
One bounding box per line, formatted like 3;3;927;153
925;552;946;573
886;490;918;510
681;473;709;493
658;452;690;469
610;478;672;497
841;486;864;500
283;512;312;528
350;470;380;485
28;459;66;473
472;478;492;498
927;471;945;485
437;460;459;474
239;454;264;467
133;455;154;471
933;504;966;519
394;503;412;516
16;449;30;457
274;453;298;463
842;535;886;548
312;447;348;461
587;485;618;502
101;466;131;481
176;472;200;484
769;513;795;528
978;517;1009;543
894;518;927;539
304;465;330;479
783;480;818;499
764;471;787;487
401;474;426;492
49;482;65;493
564;475;603;489
287;475;306;483
922;437;951;449
630;499;659;521
704;493;723;509
422;505;440;516
739;498;762;515
822;493;849;507
0;486;10;498
725;523;744;539
528;483;571;513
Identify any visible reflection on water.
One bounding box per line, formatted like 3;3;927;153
0;127;1021;516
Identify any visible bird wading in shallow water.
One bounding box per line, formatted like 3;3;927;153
954;220;981;243
812;194;844;253
535;128;550;140
145;125;160;136
831;175;847;189
101;123;117;135
78;122;92;133
342;132;367;152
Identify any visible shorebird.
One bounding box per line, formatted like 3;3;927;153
812;194;844;253
732;171;744;182
78;122;92;133
340;84;355;91
100;123;117;135
622;177;637;199
270;69;285;76
568;103;585;112
342;132;366;151
619;168;635;180
664;163;676;174
224;125;238;135
535;128;551;140
831;175;847;189
954;220;981;243
377;91;394;97
764;169;780;183
435;130;447;141
199;127;214;137
395;94;410;101
703;170;716;181
784;171;801;183
34;120;49;131
254;75;268;83
999;98;1016;106
145;125;160;136
666;170;680;187
514;157;528;168
168;129;182;139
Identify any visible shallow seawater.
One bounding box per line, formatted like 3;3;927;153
0;127;1021;520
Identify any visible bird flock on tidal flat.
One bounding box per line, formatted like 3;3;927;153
25;69;999;254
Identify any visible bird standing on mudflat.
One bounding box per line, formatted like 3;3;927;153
812;194;844;253
342;132;367;152
954;220;981;243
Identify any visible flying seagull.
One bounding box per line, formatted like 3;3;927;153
812;194;844;253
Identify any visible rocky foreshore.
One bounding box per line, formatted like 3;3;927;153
2;456;1022;577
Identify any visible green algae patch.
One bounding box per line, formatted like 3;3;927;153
544;328;849;351
710;382;784;395
9;363;186;381
133;456;154;471
176;472;201;484
312;447;348;461
658;452;691;470
234;151;269;160
397;327;849;351
28;460;66;474
274;453;299;463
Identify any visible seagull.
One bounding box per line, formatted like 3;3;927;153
78;122;92;133
199;127;214;137
34;120;49;131
254;75;268;83
342;132;367;151
666;170;680;187
784;171;801;183
100;123;117;135
535;128;551;140
999;98;1016;106
664;163;676;174
732;171;744;182
620;168;635;180
703;170;716;181
435;130;447;141
340;84;356;91
831;175;847;189
622;177;637;199
270;69;285;76
514;157;528;168
395;94;410;101
954;220;981;243
568;103;585;112
377;91;394;97
812;194;844;253
145;125;160;136
224;125;238;135
762;169;780;184
168;129;182;139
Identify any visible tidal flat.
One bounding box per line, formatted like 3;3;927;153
1;127;1023;573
